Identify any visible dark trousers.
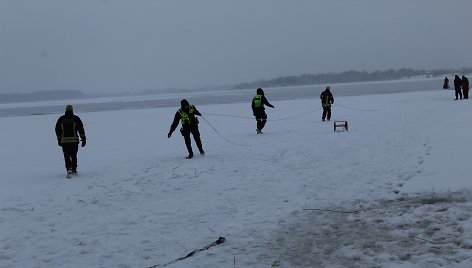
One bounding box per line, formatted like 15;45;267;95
455;86;463;99
61;143;79;171
181;127;203;154
255;113;267;131
322;106;331;120
463;87;469;99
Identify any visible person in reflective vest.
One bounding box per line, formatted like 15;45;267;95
168;99;205;159
320;86;334;121
55;105;86;176
251;88;274;134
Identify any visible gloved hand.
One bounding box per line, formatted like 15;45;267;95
81;139;86;147
167;132;172;138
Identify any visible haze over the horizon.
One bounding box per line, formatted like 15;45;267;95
1;0;471;94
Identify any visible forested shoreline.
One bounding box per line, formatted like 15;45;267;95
2;68;471;103
234;68;472;89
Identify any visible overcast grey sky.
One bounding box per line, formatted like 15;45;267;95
1;0;471;93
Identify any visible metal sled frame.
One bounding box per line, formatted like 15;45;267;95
334;121;348;132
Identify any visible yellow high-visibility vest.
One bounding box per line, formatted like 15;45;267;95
253;95;262;108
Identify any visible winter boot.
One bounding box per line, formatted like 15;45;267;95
186;153;194;159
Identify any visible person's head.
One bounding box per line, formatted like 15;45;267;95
65;104;73;115
256;88;264;95
180;99;190;111
325;86;331;92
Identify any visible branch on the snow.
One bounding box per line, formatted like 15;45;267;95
149;237;226;268
413;236;437;245
303;208;361;214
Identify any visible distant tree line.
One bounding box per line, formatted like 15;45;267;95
2;67;472;103
0;89;86;104
233;67;472;90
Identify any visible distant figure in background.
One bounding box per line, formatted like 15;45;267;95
251;88;274;134
462;75;469;99
55;105;86;177
443;76;449;89
320;86;334;121
454;75;463;100
168;99;205;159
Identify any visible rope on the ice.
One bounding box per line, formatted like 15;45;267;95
204;107;322;122
204;113;253;120
148;237;225;268
200;116;255;147
269;108;322;121
333;103;379;112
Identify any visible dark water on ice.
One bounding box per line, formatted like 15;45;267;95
0;78;445;117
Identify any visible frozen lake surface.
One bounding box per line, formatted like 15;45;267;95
1;77;471;267
0;78;443;117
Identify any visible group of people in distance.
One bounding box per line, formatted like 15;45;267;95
55;87;335;175
443;75;469;100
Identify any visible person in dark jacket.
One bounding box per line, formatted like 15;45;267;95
168;99;204;159
443;76;449;89
251;88;274;134
461;75;469;99
320;86;334;121
55;105;86;176
454;75;463;100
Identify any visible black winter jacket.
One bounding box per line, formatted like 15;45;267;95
169;105;202;134
462;77;469;88
55;111;86;144
454;76;462;88
252;95;274;115
320;90;334;107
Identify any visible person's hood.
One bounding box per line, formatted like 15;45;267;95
180;99;189;107
65;105;74;115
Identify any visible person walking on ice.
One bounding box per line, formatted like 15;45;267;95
168;99;205;159
251;88;274;134
320;86;334;121
55;105;86;177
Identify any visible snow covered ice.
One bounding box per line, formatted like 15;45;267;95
1;81;472;267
